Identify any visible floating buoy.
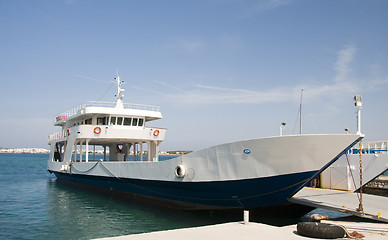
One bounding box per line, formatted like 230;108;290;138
94;126;102;134
297;222;345;239
175;165;186;178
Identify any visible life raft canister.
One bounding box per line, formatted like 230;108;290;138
175;165;186;178
153;129;160;136
94;126;102;134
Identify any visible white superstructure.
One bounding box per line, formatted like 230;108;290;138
48;76;166;164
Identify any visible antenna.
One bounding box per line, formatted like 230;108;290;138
291;89;304;135
299;89;303;135
114;76;125;108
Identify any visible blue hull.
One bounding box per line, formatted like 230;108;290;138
52;171;316;209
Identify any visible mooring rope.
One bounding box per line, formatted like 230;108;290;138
70;160;101;173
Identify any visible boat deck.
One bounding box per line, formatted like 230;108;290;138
288;187;388;223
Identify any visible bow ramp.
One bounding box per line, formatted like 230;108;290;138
289;187;388;223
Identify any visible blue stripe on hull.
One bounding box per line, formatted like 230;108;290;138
52;171;316;209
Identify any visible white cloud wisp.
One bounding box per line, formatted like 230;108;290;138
160;45;360;105
334;44;357;83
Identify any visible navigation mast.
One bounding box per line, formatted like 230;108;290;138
114;76;125;108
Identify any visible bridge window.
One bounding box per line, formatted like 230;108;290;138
138;118;144;126
85;118;92;124
97;117;107;125
123;118;131;126
110;117;116;125
132;118;138;126
117;117;123;125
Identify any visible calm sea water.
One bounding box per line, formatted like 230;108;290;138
0;153;386;240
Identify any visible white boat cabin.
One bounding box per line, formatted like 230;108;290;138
48;76;166;164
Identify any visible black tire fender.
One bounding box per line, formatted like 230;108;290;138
297;222;345;239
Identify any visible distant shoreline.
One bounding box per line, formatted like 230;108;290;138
0;148;190;155
0;148;50;154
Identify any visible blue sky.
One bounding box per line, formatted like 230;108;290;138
1;0;387;151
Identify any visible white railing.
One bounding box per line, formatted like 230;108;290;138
48;130;68;141
54;104;85;123
365;141;388;153
48;125;166;142
348;141;388;154
54;101;161;123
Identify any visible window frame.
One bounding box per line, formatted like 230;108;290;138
123;117;132;126
117;117;123;125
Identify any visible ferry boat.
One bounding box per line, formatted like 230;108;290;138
47;76;363;210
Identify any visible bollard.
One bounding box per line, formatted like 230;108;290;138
243;210;249;224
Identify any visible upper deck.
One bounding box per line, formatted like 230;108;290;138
54;101;162;126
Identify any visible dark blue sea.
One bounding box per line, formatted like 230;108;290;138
1;153;386;240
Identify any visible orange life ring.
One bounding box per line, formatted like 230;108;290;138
94;126;102;134
153;129;160;136
67;128;70;136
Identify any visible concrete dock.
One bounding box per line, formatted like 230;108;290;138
94;219;387;240
289;187;388;223
94;187;388;240
94;222;304;240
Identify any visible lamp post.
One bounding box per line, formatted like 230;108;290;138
354;95;362;135
280;122;286;136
